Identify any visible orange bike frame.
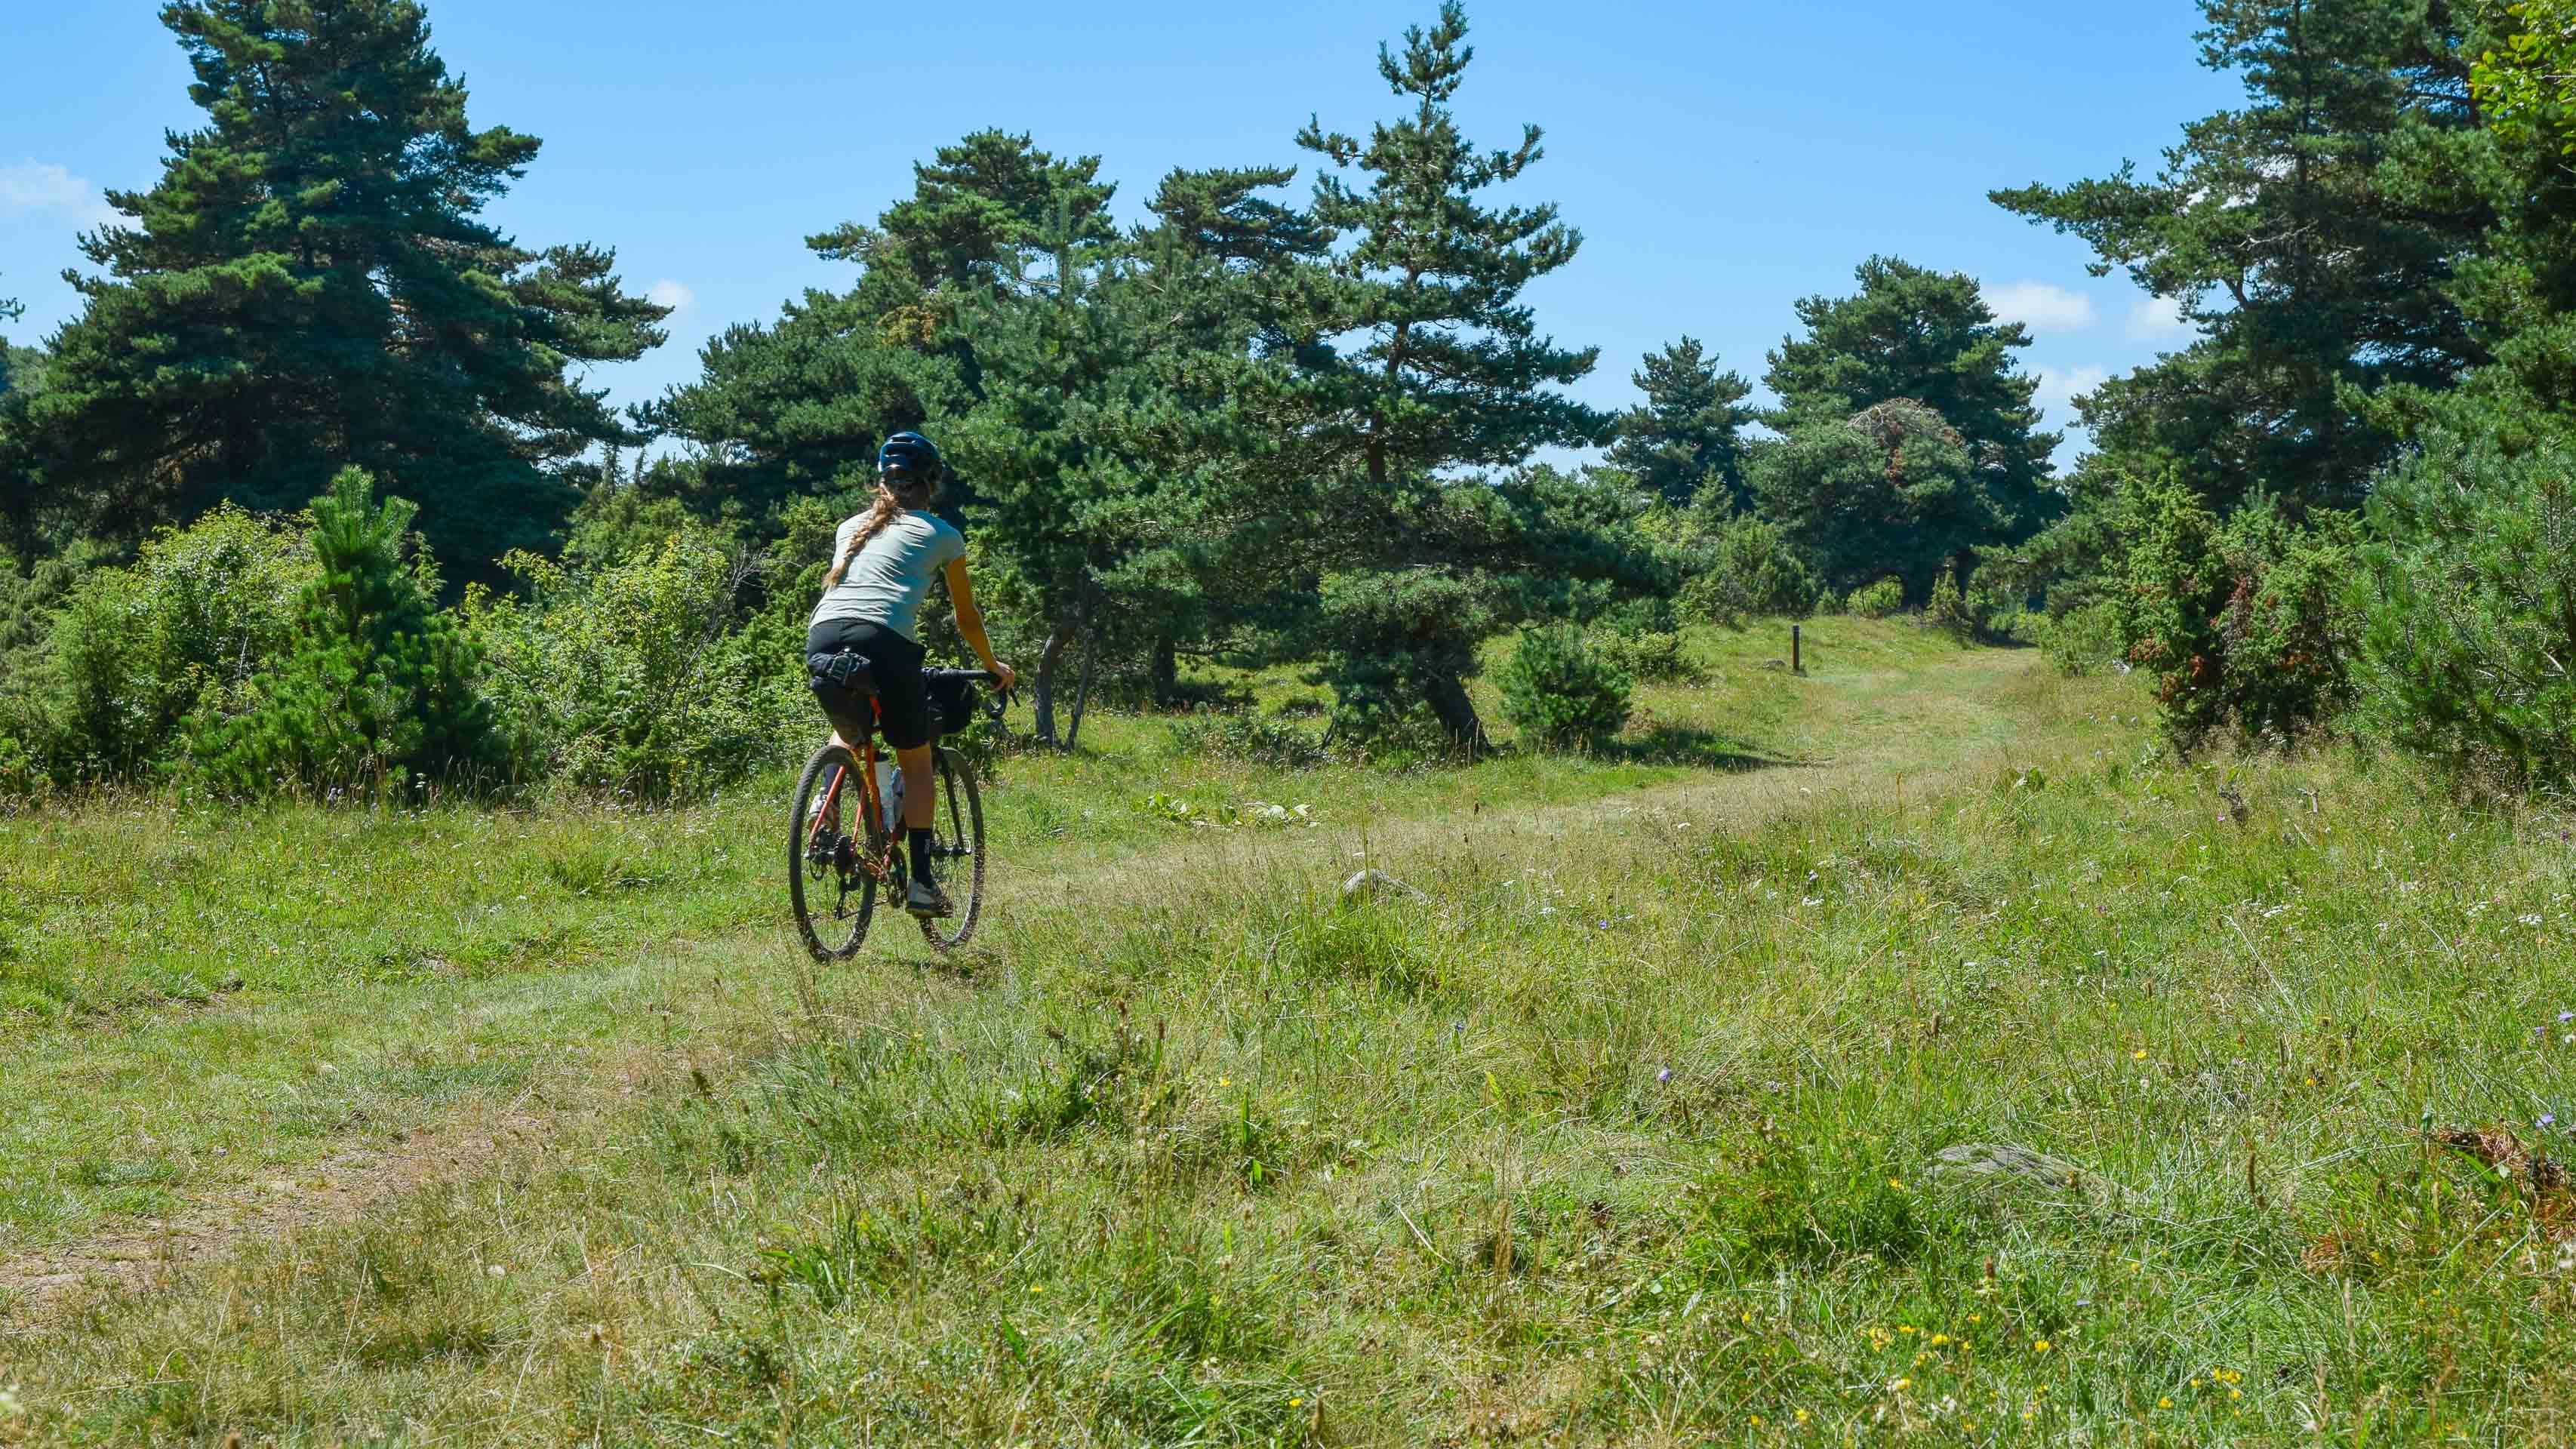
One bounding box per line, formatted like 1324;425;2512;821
804;700;896;882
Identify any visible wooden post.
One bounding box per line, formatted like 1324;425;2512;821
1793;624;1802;675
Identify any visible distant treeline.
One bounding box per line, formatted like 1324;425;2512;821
6;0;2575;798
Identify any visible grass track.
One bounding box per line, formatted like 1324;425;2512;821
15;625;2576;1444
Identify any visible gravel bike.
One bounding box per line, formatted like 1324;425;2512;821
789;666;1005;960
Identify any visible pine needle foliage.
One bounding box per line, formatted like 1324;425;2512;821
188;468;495;796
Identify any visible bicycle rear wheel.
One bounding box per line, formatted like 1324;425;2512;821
916;746;986;952
789;744;880;961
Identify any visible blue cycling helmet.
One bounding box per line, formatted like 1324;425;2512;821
878;430;942;479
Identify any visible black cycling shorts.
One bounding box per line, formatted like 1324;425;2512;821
806;618;933;750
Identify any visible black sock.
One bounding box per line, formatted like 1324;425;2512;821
907;827;935;884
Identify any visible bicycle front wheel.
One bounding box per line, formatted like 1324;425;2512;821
917;746;986;952
789;744;879;961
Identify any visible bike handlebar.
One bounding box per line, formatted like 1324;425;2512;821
925;667;1014;718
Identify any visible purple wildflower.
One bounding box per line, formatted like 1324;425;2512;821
1657;1067;1673;1084
2545;1114;2559;1129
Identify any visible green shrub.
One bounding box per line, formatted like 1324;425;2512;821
2350;432;2576;790
2038;601;2128;674
1965;565;2033;634
13;507;314;783
1168;711;1331;769
1592;627;1706;684
0;725;41;804
1678;516;1821;626
1847;578;1907;619
1924;571;1974;641
1497;623;1632;753
466;525;805;800
1315;570;1496;752
187;469;498;797
2112;475;2359;753
1981;608;2047;646
1596;593;1679;636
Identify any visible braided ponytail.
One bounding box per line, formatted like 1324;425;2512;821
822;469;940;589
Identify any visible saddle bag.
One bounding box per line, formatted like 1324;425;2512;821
805;649;877;721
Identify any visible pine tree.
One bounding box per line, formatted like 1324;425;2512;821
1763;257;2061;538
807;130;1119;318
0;316;47;563
21;0;667;585
643;132;1111;535
189;467;494;794
1276;2;1613;749
1993;0;2501;512
1750;399;2001;602
1293;3;1604;497
1609;337;1755;511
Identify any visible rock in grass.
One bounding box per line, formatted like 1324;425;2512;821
1341;869;1430;903
1925;1142;2139;1210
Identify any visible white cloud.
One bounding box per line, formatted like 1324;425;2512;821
2126;295;2195;343
646;278;693;313
1986;280;2095;334
0;160;119;228
2034;365;2109;417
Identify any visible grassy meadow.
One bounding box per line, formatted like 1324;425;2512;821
7;618;2576;1444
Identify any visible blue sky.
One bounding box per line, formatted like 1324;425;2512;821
2;1;2241;467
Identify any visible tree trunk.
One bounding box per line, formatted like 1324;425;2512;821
1030;620;1078;746
1064;630;1100;750
1150;637;1179;706
1422;668;1490;759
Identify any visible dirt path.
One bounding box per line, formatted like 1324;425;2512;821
0;646;2076;1328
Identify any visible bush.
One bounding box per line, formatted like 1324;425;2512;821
2350;432;2576;790
1924;571;1974;641
1593;627;1706;684
2038;601;2128;674
1596;593;1679;636
1315;569;1497;752
187;469;499;797
2113;475;2359;753
1497;623;1632;753
1168;711;1331;769
1847;578;1907;619
10;507;314;783
1965;565;2033;633
465;525;805;800
1678;516;1821;626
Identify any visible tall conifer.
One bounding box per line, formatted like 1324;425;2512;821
1763;257;2060;538
1993;0;2500;511
1274;2;1612;748
24;0;667;583
1609;337;1755;511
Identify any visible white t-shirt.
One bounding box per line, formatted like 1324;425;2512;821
808;510;966;643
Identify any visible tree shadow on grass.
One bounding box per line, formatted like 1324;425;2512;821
1609;724;1806;772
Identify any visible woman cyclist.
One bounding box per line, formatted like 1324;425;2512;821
807;431;1013;915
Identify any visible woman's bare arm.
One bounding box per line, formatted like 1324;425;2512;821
943;556;1014;690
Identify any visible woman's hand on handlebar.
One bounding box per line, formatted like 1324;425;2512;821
988;660;1016;693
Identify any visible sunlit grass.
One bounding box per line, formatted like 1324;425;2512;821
30;622;2576;1441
